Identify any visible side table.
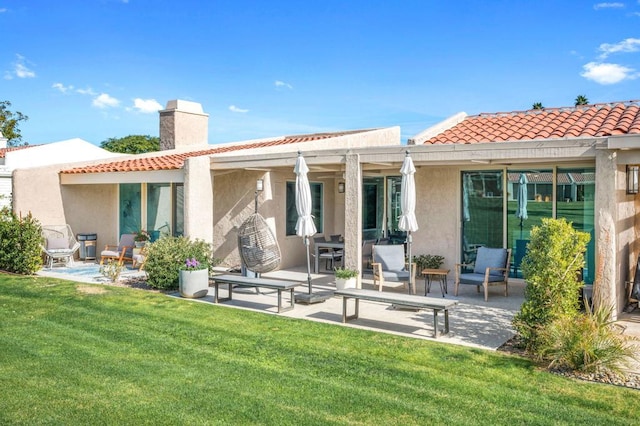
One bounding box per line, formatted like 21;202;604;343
422;268;450;297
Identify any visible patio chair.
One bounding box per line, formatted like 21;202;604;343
313;236;342;271
454;247;511;301
100;233;136;265
41;225;81;268
361;238;377;273
371;244;416;294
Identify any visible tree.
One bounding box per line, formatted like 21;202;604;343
0;101;29;147
100;135;160;154
532;102;544;110
574;95;589;106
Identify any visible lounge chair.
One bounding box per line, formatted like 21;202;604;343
454;247;511;301
41;225;81;268
100;233;136;265
371;244;416;294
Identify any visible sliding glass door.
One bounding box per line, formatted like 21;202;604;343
119;183;184;239
461;167;595;283
461;171;504;265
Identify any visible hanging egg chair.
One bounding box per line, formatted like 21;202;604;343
237;211;281;274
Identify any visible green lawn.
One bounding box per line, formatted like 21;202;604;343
1;274;637;425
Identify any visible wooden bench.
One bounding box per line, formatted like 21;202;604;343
334;288;458;338
210;274;301;313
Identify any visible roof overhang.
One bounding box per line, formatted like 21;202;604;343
210;138;603;174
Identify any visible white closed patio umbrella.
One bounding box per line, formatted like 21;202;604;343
398;151;419;294
293;152;330;304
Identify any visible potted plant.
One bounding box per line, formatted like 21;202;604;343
413;254;445;271
334;267;359;290
179;257;209;298
134;230;150;248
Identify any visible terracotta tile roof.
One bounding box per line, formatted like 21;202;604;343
62;130;366;174
424;101;640;145
0;144;38;158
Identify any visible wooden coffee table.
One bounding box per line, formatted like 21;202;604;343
422;268;450;297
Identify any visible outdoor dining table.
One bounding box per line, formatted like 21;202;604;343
314;241;344;274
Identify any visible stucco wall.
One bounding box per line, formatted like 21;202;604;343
211;168;341;270
61;184;118;252
13;166;66;225
13;166;118;254
184;156;213;243
412;166;460;271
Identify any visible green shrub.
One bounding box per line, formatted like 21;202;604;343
0;207;42;274
540;304;638;375
413;254;445;270
334;267;359;279
512;218;590;354
99;259;123;283
144;236;214;290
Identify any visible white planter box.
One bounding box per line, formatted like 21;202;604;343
335;277;357;290
179;269;209;298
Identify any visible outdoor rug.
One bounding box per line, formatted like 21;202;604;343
36;263;144;283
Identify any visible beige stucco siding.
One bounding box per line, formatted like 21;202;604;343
13;165;66;225
60;184;118;252
13;165;118;251
211;167;342;270
413;166;460;272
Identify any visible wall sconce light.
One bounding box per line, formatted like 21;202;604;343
627;165;639;195
338;182;345;193
256;179;264;192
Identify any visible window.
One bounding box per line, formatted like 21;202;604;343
119;183;184;238
286;181;323;236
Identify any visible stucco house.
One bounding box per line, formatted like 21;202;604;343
12;99;640;318
12;99;400;270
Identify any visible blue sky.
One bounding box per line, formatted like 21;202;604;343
2;1;640;146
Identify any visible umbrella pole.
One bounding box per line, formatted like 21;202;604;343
305;236;312;294
519;218;524;239
407;231;413;294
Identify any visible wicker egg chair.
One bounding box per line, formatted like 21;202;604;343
237;212;281;274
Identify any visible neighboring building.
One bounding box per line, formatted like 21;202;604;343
0;135;123;208
0;134;35;208
12;99;640;318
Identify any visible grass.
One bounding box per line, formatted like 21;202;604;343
1;274;638;425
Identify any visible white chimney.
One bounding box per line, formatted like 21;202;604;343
0;131;7;149
159;100;209;150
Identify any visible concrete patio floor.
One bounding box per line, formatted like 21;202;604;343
181;265;525;350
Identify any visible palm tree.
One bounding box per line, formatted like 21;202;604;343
532;102;544;110
575;95;589;106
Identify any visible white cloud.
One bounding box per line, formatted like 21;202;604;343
132;98;163;113
581;61;638;84
52;82;74;93
593;2;624;9
598;37;640;58
5;54;35;79
76;87;97;96
0;8;7;13
229;105;249;113
275;80;293;89
92;93;120;108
